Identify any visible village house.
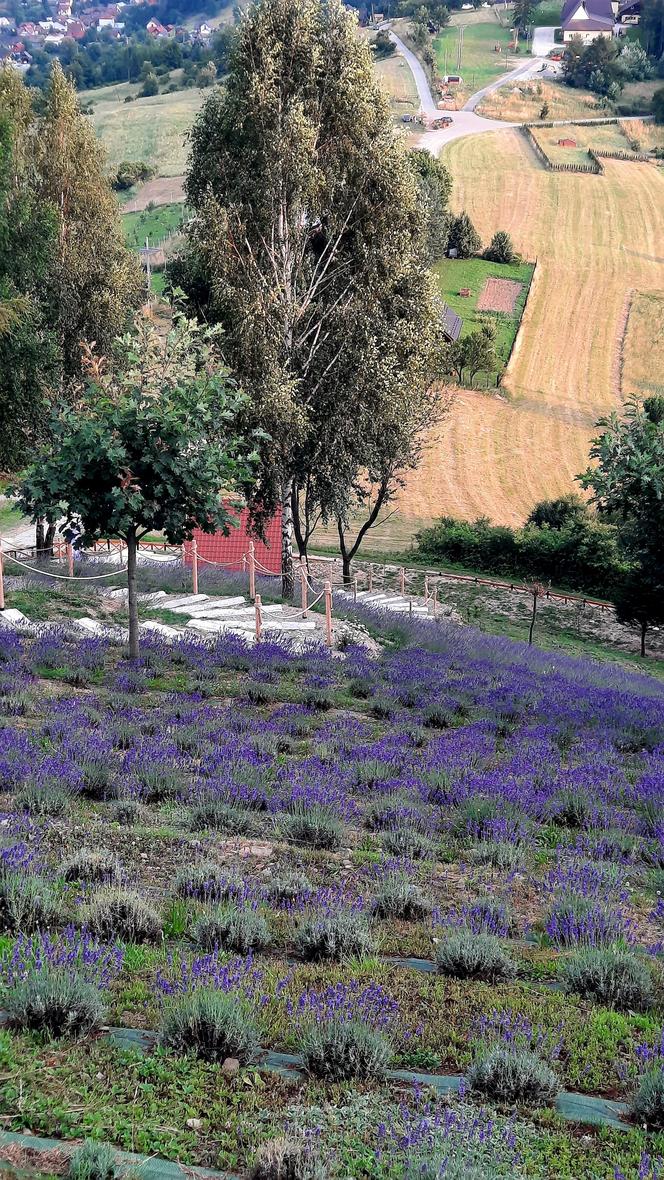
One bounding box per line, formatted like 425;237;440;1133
561;0;615;41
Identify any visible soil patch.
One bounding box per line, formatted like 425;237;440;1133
476;276;523;313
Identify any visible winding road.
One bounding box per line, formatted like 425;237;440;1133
387;28;551;152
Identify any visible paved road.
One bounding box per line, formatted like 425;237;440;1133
388;29;520;149
463;57;547;111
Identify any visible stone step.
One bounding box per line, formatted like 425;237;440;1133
140;621;182;639
187;618;256;637
170;596;246;616
261;619;317;632
154;594;209;609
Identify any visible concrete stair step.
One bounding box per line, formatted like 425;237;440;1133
171;597;246;616
154;594;209;609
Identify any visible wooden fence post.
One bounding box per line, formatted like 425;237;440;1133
254;593;262;642
324;580;333;648
0;547;4;611
433;583;438;617
248;540;256;602
192;538;199;596
353;575;358;603
67;543;74;578
300;564;308;617
399;567;405;595
368;563;373;592
424;575;429;604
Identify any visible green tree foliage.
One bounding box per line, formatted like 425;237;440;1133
34;63;144;378
139;73;159;97
112;161;155;192
171;0;444;595
416;508;627;597
15;315;260;657
512;0;535;35
653;86;664;124
408;149;452;261
448;212;482;258
563;36;623;95
579;396;664;654
373;30;397;57
526;493;589;530
0;71;60;472
447;322;497;384
642;0;664;59
483;230;518;264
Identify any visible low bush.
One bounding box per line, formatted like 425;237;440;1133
373;872;432;919
280;804;343;850
188;799;256;835
193;903;271;953
68;1140;116;1180
249;1136;331;1180
546;894;626;947
61;849;120;885
159;989;260;1063
111;798;144;826
5;968;104;1038
630;1066;664;1128
0;871;63;933
265;871;312;903
548;790;594;829
561;947;653;1010
301;1018;392;1081
16;780;71;816
466;1046;560;1105
81;888;162;943
294;912;376;961
174;862;238;903
381;826;437;860
467;841;525;871
435;931;517;982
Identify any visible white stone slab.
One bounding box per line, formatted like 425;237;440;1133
140;621;181;638
0;608;27;625
75;617;105;633
173;596;246;615
152;594;209;609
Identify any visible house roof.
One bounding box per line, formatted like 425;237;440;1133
441;304;462;342
561;0;614;26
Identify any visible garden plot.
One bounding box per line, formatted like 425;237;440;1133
0;606;663;1176
476;276;523;313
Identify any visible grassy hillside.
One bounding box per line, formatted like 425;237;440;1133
433;256;534;377
623;291;664;399
83;84;206;177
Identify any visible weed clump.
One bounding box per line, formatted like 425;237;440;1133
0;871;62;933
301;1018;392;1081
280;805;343;850
630;1066;664;1127
6;968;104;1038
111;798;144;826
159;989;260;1063
61;849;120;885
466;1046;559;1105
435;932;516;983
82;888;162;943
562;948;653;1010
373;872;431;920
249;1136;330;1180
188;799;256;836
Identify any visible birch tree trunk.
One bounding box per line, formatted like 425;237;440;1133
281;478;295;601
126;526;139;660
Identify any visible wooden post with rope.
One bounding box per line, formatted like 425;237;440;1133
191;538;199;596
67;543;74;578
424;575;429;604
368;563;373;592
0;547;4;610
353;575;358;603
324;580;333;647
254;593;262;642
300;564;308;617
399;566;405;595
433;582;438;618
248;540;256;602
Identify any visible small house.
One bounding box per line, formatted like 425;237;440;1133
558;137;577;147
561;0;614;42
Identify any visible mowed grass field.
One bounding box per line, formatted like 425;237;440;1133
530;119;631;166
623;291;664;399
122;202;186;250
434;9;516;100
82;83;206;177
312;130;664;551
476;80;602;123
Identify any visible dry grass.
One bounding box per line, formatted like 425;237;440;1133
314;130;664;548
475;79;600;123
374;54;419;109
83;85;206;177
530;120;630;166
623;292;664;399
619;118;664;153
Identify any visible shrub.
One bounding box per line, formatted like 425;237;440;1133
16;780;71;816
249;1136;330;1180
562;948;652;1010
265;871;312;903
68;1140;116;1180
0;872;62;933
174;862;238;903
82;888;162;943
193;903;271;953
467;841;525;871
381;826;437;860
61;849;120;885
301;1018;392;1081
549;789;594;829
466;1046;559;1105
111;798;144;826
159;989;260;1063
373;872;432;919
631;1066;664;1127
435;931;517;982
294;912;376;961
545;894;626;947
5;968;104;1038
188;799;256;835
483;229;518;264
280;805;343;850
448;212;482;258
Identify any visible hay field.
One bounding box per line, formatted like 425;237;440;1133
83;86;206;177
312;130;664;551
622;292;664;399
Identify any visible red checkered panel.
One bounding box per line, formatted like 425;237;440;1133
184;507;282;574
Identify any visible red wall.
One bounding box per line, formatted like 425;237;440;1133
183;507;282;575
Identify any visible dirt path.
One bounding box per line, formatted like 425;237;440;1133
122;176;185;213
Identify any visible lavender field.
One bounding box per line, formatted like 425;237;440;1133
1;606;664;1178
